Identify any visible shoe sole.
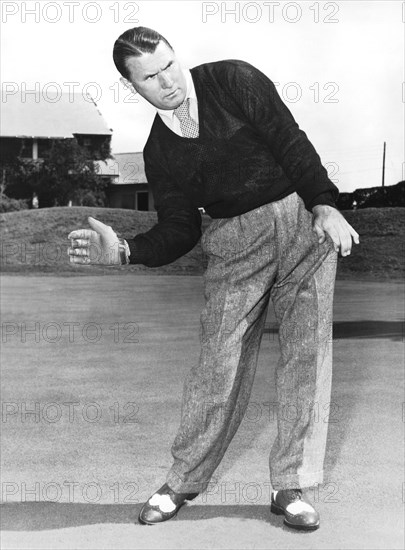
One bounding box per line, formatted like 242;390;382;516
138;510;180;525
270;503;320;531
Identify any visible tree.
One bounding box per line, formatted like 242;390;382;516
1;138;110;208
0;173;29;212
32;138;109;207
0;156;37;203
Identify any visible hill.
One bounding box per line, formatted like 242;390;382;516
1;206;404;280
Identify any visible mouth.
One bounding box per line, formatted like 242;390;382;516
164;89;178;99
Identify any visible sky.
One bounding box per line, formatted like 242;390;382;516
1;0;403;192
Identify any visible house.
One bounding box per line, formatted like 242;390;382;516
0;91;156;211
106;152;155;211
0;92;113;162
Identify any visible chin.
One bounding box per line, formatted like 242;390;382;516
156;89;186;110
169;90;186;108
172;98;184;108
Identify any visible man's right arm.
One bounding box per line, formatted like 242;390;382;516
124;145;202;267
68;144;202;267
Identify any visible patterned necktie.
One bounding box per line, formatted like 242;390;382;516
174;98;199;138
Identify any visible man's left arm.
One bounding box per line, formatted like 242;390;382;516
229;61;359;255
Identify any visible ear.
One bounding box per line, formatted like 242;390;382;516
120;76;138;95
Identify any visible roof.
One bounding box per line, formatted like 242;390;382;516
0;92;112;138
111;152;147;184
94;159;120;178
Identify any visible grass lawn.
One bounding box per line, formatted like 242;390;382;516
1;206;404;280
1;205;403;548
0;274;403;549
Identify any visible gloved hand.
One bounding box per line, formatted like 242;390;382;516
68;216;121;265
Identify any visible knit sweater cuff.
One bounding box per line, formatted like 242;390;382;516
301;189;339;212
125;234;153;266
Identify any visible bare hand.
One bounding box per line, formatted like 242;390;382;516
312;205;359;256
67;217;120;265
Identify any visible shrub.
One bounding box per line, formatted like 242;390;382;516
0;194;29;213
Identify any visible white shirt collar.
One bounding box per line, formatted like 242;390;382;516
157;69;195;121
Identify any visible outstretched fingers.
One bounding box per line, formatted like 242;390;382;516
70;238;89;248
69;254;91;265
68;229;95;240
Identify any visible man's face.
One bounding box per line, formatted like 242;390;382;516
125;41;187;110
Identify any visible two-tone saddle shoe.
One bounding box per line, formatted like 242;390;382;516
271;488;320;530
138;482;199;525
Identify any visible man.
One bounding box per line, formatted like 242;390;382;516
68;27;359;530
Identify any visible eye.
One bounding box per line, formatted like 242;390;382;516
164;62;174;72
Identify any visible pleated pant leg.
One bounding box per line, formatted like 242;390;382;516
165;192;337;495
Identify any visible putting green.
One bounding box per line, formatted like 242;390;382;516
1;275;403;549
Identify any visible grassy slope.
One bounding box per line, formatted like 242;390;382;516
0;206;404;279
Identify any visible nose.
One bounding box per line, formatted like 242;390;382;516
159;72;173;89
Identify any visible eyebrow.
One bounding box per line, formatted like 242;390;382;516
144;60;173;80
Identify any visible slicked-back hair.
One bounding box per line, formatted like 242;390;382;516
113;26;174;79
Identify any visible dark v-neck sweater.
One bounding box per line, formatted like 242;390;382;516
126;59;339;267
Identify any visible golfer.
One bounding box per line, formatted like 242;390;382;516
68;26;359;530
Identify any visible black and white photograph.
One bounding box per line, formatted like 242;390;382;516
0;1;403;548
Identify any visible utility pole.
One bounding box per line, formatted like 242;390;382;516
382;141;386;187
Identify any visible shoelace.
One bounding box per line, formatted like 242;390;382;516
284;488;303;501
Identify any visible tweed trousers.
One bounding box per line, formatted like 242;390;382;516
166;192;337;494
